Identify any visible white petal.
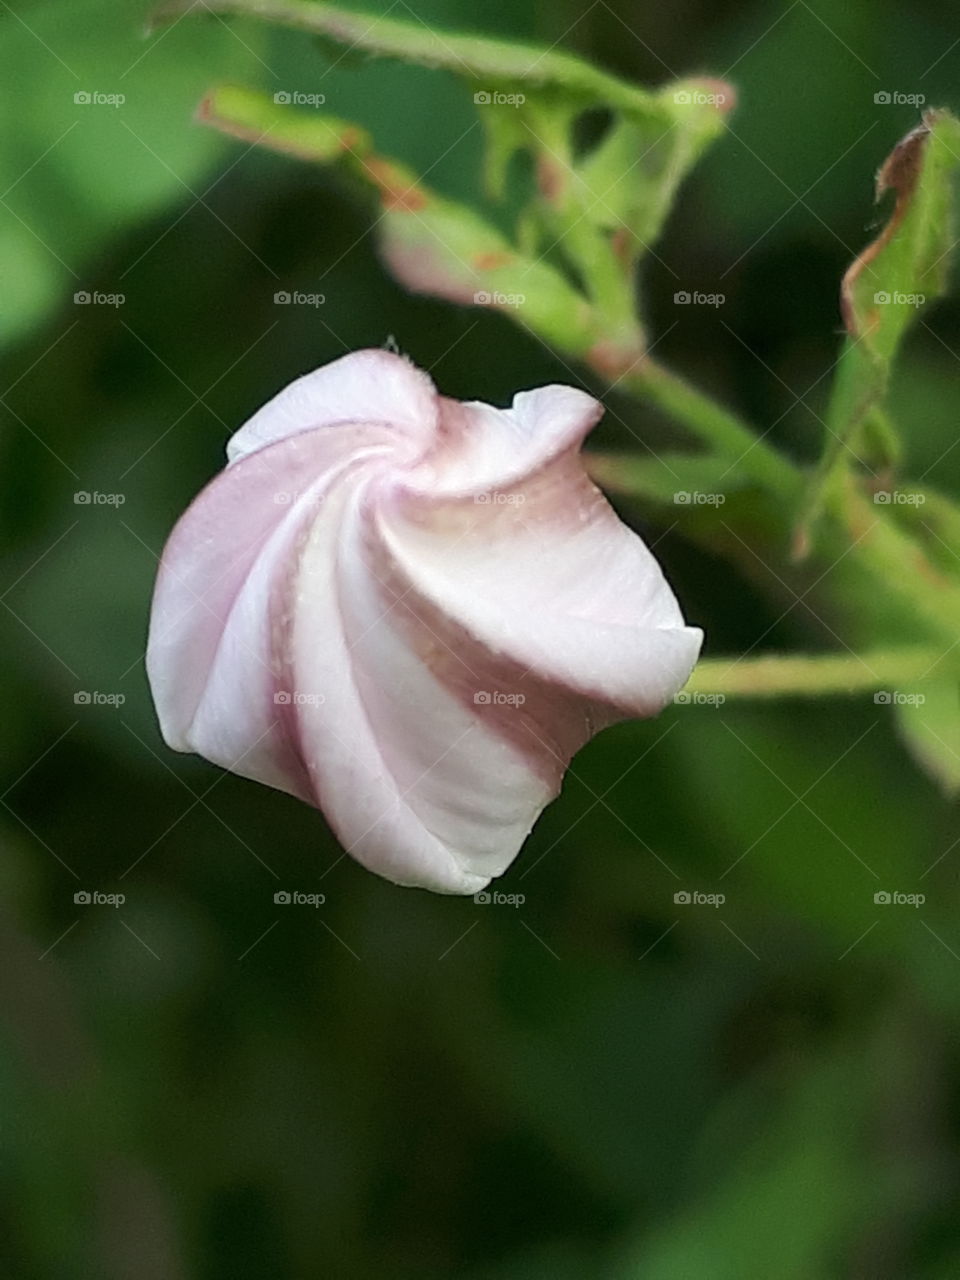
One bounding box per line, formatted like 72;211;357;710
226;348;437;463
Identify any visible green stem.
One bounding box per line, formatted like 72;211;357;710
685;646;948;699
624;358;801;500
529;105;638;336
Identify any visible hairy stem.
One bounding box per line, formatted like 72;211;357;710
685;646;947;699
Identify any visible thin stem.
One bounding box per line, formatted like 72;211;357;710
685;646;948;699
623;357;801;499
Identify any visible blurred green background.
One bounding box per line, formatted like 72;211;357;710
3;0;960;1276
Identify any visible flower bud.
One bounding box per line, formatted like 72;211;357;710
147;351;701;892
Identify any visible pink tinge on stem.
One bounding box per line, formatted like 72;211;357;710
146;350;702;893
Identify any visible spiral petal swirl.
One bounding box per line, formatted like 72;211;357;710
147;350;702;893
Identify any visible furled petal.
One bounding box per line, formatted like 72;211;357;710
148;423;394;795
389;385;701;715
285;483;558;892
226;348;437;463
147;349;703;894
404;385;603;498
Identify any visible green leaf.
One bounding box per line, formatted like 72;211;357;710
795;110;960;556
475;102;530;202
576;81;732;248
895;677;960;796
520;84;731;324
177;8;769;501
197;84;373;161
842;112;960;362
377;190;599;354
167;1;734;345
197;86;598;355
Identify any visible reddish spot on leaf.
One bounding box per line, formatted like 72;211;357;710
610;227;635;267
339;127;366;153
367;158;428;212
687;78;738;115
536;154;567;203
472;251;513;271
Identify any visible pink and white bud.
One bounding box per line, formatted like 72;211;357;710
146;350;702;893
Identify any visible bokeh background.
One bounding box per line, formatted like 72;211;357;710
3;0;960;1276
